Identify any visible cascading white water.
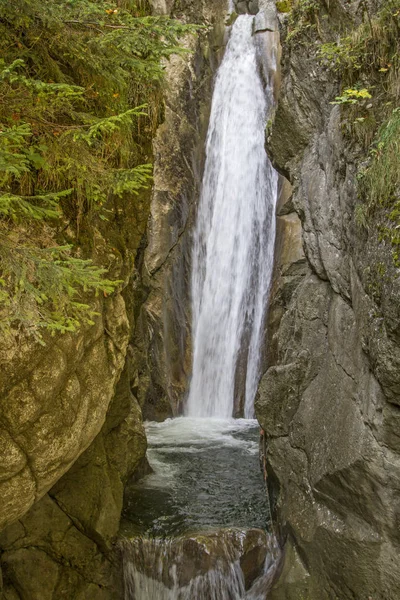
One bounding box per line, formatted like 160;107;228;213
186;14;278;419
121;418;280;600
121;530;278;600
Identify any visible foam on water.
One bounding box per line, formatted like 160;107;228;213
122;417;268;537
146;417;259;449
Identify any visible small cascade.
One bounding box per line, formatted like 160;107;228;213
186;14;278;419
121;419;280;599
121;532;278;600
122;536;245;600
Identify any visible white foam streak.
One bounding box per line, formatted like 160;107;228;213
142;417;259;490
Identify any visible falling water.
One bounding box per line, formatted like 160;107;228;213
122;12;280;599
186;14;278;419
121;531;278;600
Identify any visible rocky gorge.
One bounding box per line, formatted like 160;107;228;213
0;0;399;599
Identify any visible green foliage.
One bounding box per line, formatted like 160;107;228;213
363;261;388;304
316;0;400;266
0;191;71;222
319;0;400;128
286;0;319;42
0;239;119;340
0;2;197;220
358;108;400;265
354;203;368;230
319;1;400;88
360;108;400;207
0;0;196;337
331;87;372;105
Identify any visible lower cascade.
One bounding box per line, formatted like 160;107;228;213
121;532;277;600
122;12;278;600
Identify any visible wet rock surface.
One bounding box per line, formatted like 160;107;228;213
257;1;400;598
125;529;268;588
121;527;273;597
235;0;260;16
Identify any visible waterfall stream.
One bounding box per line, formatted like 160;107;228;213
186;14;278;419
122;12;279;599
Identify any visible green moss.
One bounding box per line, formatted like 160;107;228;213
226;11;238;26
276;1;292;12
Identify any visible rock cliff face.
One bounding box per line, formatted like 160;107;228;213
0;176;149;599
132;0;227;420
0;294;129;534
256;2;400;598
0;1;228;598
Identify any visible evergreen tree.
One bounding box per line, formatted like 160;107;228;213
0;0;197;339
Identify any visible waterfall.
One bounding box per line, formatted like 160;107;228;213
122;13;280;600
186;14;278;419
122;537;245;600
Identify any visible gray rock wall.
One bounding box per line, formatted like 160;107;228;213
257;2;400;598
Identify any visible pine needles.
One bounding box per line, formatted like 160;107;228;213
0;0;198;338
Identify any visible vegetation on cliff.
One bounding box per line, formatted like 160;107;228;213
322;0;400;264
278;0;400;266
0;0;194;339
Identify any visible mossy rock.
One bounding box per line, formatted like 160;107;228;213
276;1;292;12
226;11;238;26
